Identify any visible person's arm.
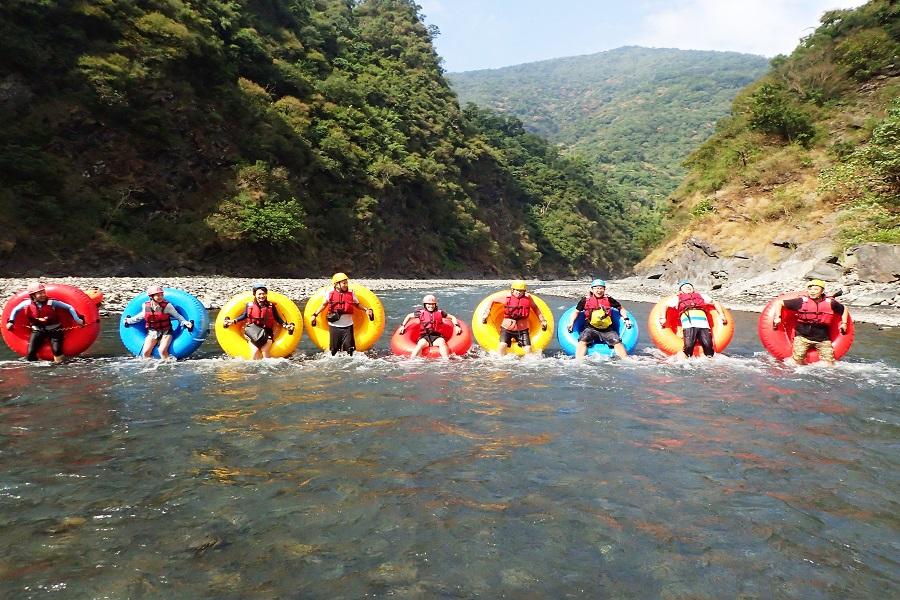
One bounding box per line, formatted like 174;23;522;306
834;302;849;333
352;293;375;319
225;305;249;326
609;297;631;329
270;304;294;332
772;298;800;327
568;297;586;332
123;307;146;326
533;300;549;331
447;311;462;335
5;300;30;328
712;300;727;325
50;300;84;325
659;298;677;327
398;312;416;334
309;298;329;325
163;303;193;329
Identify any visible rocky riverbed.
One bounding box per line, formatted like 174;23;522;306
1;275;897;327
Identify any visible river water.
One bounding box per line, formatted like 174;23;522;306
1;285;897;598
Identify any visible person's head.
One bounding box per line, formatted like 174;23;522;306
678;280;694;294
807;279;826;299
146;285;164;302
422;294;438;311
332;272;349;290
590;279;607;296
251;281;268;302
510;280;527;296
27;281;47;302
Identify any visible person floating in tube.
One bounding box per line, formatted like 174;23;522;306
771;279;848;367
310;272;375;356
657;280;727;359
569;279;632;360
123;285;194;359
222;282;295;360
398;294;463;359
481;280;548;356
6;282;85;363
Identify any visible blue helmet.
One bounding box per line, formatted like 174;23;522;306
590;279;607;288
677;280;692;290
251;281;268;292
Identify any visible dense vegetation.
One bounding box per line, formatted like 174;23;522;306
449;48;769;215
0;0;636;276
666;0;899;251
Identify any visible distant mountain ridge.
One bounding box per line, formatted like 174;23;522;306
449;46;769;207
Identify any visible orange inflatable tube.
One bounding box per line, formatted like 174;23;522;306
648;296;734;356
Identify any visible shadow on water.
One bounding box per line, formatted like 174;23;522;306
0;286;898;597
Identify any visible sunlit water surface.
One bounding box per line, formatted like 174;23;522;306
1;286;898;598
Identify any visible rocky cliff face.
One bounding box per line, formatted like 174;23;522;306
634;239;899;308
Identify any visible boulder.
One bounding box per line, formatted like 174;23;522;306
845;243;900;283
685;237;719;257
772;239;798;249
804;262;844;281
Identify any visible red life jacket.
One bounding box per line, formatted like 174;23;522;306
796;296;835;325
144;301;172;331
582;295;612;320
504;294;532;320
417;308;444;333
247;301;276;329
27;302;59;326
677;292;707;313
328;290;355;315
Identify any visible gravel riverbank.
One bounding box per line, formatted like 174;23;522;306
1;276;897;327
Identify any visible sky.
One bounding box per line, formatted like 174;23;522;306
418;0;867;72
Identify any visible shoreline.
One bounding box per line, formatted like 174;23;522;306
1;276;897;327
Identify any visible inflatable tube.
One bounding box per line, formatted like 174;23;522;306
119;288;209;359
1;284;101;360
303;284;385;352
758;292;854;363
215;292;302;358
471;291;555;355
557;305;639;357
390;315;473;358
647;296;734;356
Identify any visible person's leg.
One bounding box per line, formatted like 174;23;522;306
26;330;45;361
698;329;714;358
682;327;698;359
140;332;159;358
157;333;174;359
411;338;428;358
814;340;836;366
434;338;450;359
790;335;813;365
261;338;274;359
329;325;341;356
613;342;628;359
341;327;356;356
49;330;64;363
575;341;589;360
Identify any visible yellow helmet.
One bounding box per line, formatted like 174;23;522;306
510;279;527;291
808;279;826;290
331;272;349;285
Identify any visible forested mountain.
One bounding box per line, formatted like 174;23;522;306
0;0;638;277
449;47;769;208
639;0;899;272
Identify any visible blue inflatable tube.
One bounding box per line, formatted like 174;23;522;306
556;305;639;357
119;288;209;358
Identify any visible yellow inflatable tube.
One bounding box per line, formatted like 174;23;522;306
303;284;385;352
471;290;555;355
215;292;302;358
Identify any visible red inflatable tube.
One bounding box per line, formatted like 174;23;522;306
1;284;102;360
758;292;854;363
390;317;473;358
647;296;734;356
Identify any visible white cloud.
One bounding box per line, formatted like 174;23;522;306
635;0;866;56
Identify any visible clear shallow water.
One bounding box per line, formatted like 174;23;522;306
0;286;898;598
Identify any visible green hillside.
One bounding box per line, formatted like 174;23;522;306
641;0;899;268
449;47;769;207
0;0;638;277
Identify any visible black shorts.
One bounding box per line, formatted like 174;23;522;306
578;327;621;347
417;332;444;346
683;327;714;356
329;325;355;355
27;328;64;360
499;327;531;347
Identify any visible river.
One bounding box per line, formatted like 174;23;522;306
1;285;897;598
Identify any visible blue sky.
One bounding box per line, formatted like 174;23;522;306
418;0;866;72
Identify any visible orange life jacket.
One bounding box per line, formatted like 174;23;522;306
796;296;835;325
504;294;532;320
144;301;172;331
246;301;276;329
328;291;355;315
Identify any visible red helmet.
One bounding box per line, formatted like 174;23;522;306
422;294;438;305
146;285;164;296
27;282;46;295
